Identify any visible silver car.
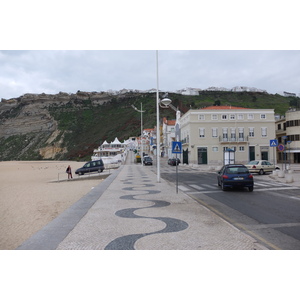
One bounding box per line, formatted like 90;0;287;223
245;160;279;175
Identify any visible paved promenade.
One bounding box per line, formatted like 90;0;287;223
18;152;271;250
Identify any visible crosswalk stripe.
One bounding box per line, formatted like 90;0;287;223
202;184;218;189
178;185;190;191
178;183;298;193
254;183;269;187
189;184;205;190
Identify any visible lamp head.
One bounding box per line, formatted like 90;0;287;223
160;98;172;107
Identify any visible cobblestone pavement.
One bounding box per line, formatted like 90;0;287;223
57;164;264;250
18;151;268;250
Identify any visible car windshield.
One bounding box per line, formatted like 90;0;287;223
248;161;259;165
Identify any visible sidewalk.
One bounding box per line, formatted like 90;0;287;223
17;152;267;250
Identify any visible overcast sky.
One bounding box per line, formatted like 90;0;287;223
1;2;300;100
0;50;299;100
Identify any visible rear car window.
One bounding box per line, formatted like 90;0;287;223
226;167;249;174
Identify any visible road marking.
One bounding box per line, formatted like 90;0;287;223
202;183;218;189
253;186;300;192
189;184;205;190
178;185;190;191
254;182;270;187
288;196;300;201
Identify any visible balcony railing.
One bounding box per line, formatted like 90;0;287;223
219;136;248;143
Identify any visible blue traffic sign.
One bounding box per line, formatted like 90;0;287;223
172;141;182;153
270;139;278;147
278;144;284;151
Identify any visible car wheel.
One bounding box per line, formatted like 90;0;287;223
221;182;226;191
248;186;254;192
259;169;264;175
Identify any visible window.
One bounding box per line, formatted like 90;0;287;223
261;127;267;137
249;127;254;137
260;114;266;119
248;114;254;120
223;146;236;151
230;128;236;141
212;146;218;152
230;114;236;120
199;128;205;138
222;114;228;120
278;124;281;130
198;114;205;120
222;128;228;141
238;127;244;141
239;146;245;152
237;114;244;120
212;128;218;138
211;114;218;120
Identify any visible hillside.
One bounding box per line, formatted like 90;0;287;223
0;90;298;161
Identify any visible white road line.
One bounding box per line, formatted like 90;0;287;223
189;184;205;190
254;186;300;192
254;182;270;187
202;183;218;189
178;185;190;192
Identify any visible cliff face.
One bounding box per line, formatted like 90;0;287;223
0;91;115;160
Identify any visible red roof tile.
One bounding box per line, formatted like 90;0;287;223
163;117;176;125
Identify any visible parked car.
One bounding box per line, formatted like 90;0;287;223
75;159;105;175
168;158;181;166
217;164;254;192
143;156;153;165
245;160;279;175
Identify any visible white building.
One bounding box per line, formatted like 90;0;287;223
162;117;176;157
179;105;276;166
276;109;300;164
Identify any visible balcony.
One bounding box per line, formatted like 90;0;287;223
219;136;248;143
181;137;189;145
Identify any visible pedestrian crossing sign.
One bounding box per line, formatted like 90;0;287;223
172;141;182;153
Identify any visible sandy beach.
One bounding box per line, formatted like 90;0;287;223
0;160;103;250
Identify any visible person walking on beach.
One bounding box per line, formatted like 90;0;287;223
66;165;73;179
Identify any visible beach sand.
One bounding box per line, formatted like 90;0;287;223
0;160;103;250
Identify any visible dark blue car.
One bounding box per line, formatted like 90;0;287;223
217;164;254;192
75;159;105;175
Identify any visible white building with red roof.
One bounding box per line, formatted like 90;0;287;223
179;105;276;166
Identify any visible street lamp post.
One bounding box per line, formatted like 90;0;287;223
156;51;160;182
156;51;172;182
131;103;145;165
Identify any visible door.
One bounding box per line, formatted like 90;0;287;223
198;147;207;164
261;151;268;160
249;146;255;161
183;148;189;164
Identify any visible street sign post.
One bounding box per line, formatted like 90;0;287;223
270;139;278;167
172;141;182;193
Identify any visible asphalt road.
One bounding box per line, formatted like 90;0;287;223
161;168;300;250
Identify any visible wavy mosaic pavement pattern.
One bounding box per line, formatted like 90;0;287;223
105;168;189;250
